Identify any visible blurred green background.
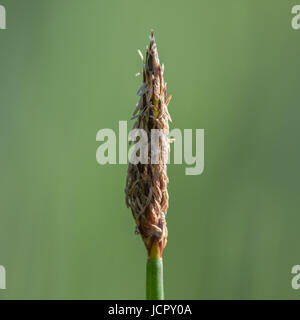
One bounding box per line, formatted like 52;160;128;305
0;0;300;299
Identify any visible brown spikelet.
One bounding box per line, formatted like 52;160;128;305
125;32;172;257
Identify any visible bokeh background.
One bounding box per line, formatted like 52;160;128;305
0;0;300;299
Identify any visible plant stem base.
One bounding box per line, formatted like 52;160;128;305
146;258;164;300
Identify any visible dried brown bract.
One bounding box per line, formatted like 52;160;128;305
125;32;172;257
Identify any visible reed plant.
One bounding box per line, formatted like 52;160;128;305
125;32;172;300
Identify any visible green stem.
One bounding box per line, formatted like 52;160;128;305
146;257;164;300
